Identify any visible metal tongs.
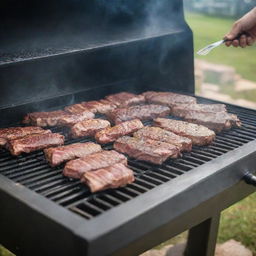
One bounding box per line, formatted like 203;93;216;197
197;39;226;56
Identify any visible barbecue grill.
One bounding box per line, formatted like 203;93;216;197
1;1;256;256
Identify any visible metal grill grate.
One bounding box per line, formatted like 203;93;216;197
1;97;256;219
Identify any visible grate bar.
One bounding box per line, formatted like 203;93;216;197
11;168;61;182
48;185;84;201
41;180;81;197
69;206;93;219
1;98;256;220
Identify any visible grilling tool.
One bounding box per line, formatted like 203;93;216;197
197;39;226;56
197;34;244;55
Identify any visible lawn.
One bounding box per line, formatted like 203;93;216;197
186;13;256;82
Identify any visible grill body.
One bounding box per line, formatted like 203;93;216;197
1;1;256;256
1;93;256;256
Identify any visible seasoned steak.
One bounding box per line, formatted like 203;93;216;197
70;119;111;138
23;110;69;127
105;92;145;107
65;103;92;114
0;126;50;147
114;136;180;165
133;126;192;152
63;150;127;179
44;142;102;167
144;92;197;107
65;100;117;115
7;133;65;156
172;104;227;118
154;118;215;146
184;112;241;133
95;119;144;144
81;163;135;193
57;112;95;126
82;99;117;114
106;104;170;124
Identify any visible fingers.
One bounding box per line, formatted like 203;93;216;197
247;36;255;46
225;35;255;48
232;40;239;47
225;40;232;47
239;34;247;48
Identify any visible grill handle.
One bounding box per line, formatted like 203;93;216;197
244;172;256;187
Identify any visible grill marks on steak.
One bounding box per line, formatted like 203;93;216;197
57;112;95;126
154;118;215;146
70;119;111;138
23;110;68;127
134;126;192;152
106;104;170;124
82;100;117;114
81;163;135;192
63;150;127;179
64;103;93;114
105;92;145;107
144;92;197;107
44;142;102;167
184;112;241;133
95;119;144;144
65;100;116;115
0;126;50;147
7;133;65;156
172;104;227;118
114;136;180;165
23;110;94;127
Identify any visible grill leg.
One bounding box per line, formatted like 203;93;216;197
184;213;220;256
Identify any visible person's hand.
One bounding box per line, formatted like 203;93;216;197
224;7;256;48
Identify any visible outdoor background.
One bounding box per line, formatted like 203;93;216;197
184;0;256;254
1;0;256;255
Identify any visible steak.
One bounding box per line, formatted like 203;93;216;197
0;126;50;147
7;133;65;156
63;150;127;179
23;110;69;127
106;104;170;124
95;119;144;144
184;112;241;133
70;119;111;138
105;92;145;107
154;118;215;146
57;112;95;126
65;100;117;114
44;142;102;167
82;99;117;114
144;92;197;107
81;163;135;193
114;136;180;165
133;126;192;152
172;104;227;118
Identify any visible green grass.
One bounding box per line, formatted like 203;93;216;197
185;13;256;82
218;192;256;254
